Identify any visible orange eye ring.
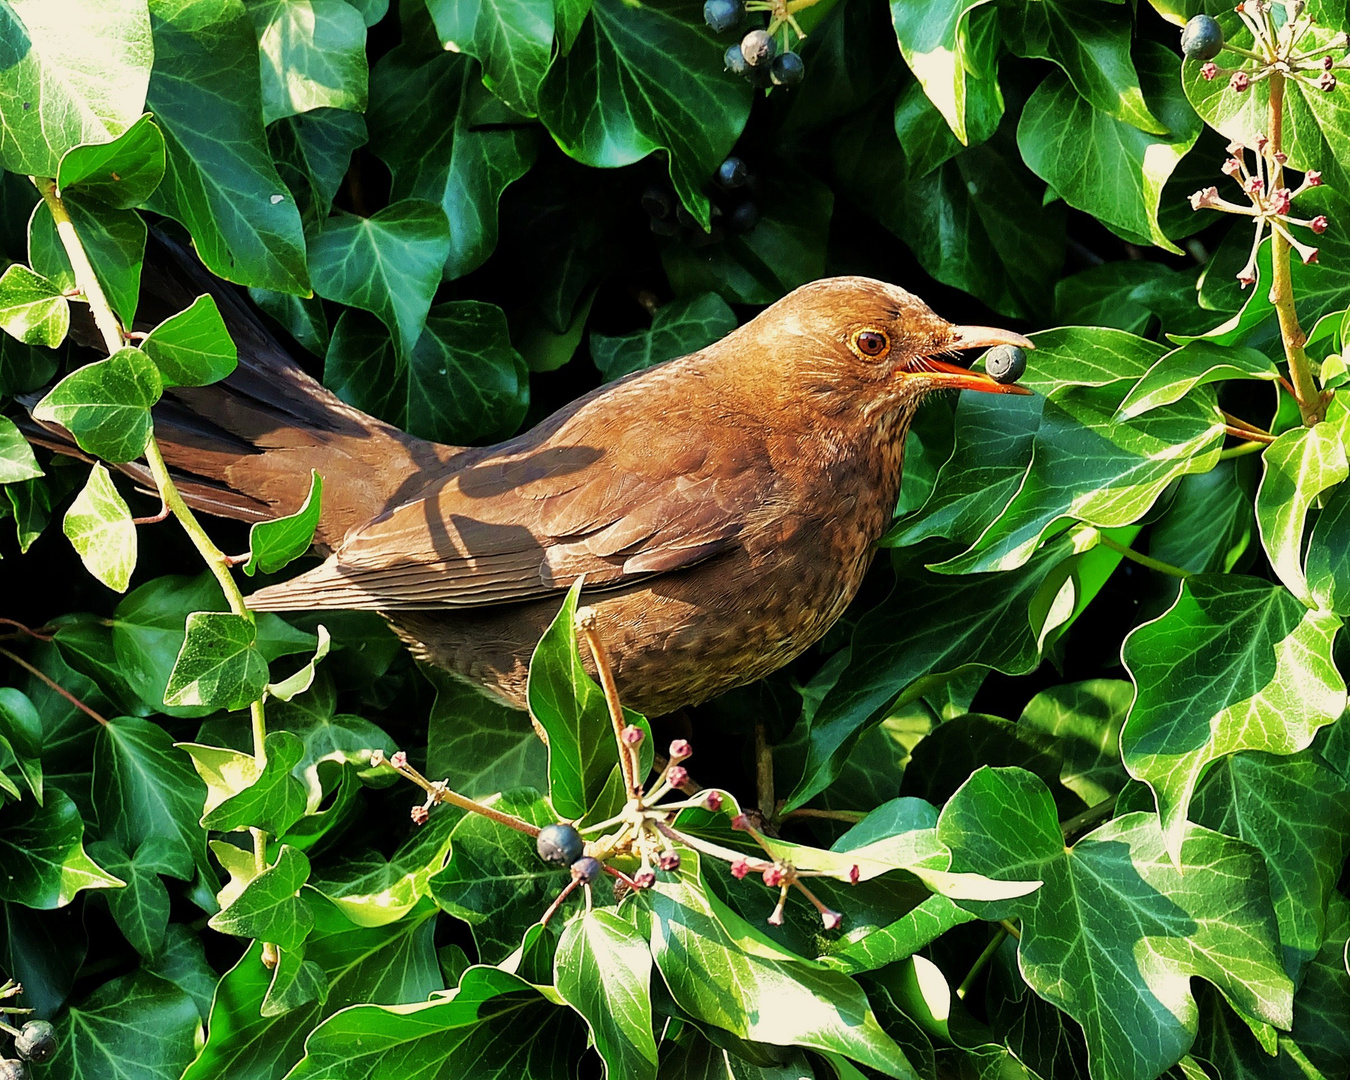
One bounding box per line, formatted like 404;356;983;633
851;328;890;359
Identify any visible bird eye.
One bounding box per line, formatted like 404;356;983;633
852;329;890;359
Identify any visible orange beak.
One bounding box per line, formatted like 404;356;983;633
914;325;1035;396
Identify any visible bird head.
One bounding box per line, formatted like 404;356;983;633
742;277;1034;421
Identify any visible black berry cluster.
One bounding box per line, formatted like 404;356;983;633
705;1;804;89
642;156;761;245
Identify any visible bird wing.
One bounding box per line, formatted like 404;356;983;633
245;384;774;612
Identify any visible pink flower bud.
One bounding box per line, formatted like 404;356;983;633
369;748;385;766
762;865;787;887
1246;177;1265;194
390;751;409;770
1230;71;1251;93
731;814;751;831
767;908;785;927
1273;151;1288;165
848;864;861;885
703;790;723;811
1303;247;1320;264
1189;186;1221;210
666;765;688;787
633;867;657;889
1312;215;1329;234
820;909;843;931
1256;135;1269;154
730;857;751;879
1201;62;1219;81
1238;269;1257;287
621;726;644;746
410;804;429;825
1324;56;1335;71
1318;71;1337;91
658;850;681;871
1221;157;1242;177
668;739;692;761
1271;187;1292;215
1307;170;1324;186
1226;140;1246;155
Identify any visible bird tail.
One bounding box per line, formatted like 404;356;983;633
19;232;457;551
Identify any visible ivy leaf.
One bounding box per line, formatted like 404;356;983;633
0;788;123;909
141;294;238;387
63;463;136;592
86;837;192;958
425;0;554;116
1001;0;1165;133
208;844;314;950
94;715;212;882
266;107;366;235
539;0;752;229
1017;679;1131;808
249;284;329;356
324;302;528;444
1307;479;1350;615
47;970;200;1080
526;580;651;820
427;789;559;963
1121;575;1346;864
590;292;736;381
1255;423;1349;607
164;611;269;711
144;0;310;294
556;910;659;1080
1117;341;1279;420
32;347;163;463
266;624;331;703
1149;461;1254;576
245;0;368;125
0;0;153;177
639;849;918;1077
183;729;309;836
425;669;548;800
889;0;997;144
941;767;1294;1080
244;469;322;576
261;944;329;1018
369;48;538;282
56;112;167;209
0;263;69;347
308;200;450;361
0;414;43;485
0;688;43;804
1018;43;1201;254
29;193;146;329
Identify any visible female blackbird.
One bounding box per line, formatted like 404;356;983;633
35;249;1033;716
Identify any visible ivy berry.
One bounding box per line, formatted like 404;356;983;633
1180;14;1224;62
13;1023;56;1066
740;29;776;67
703;0;743;33
536;823;585;868
0;1059;27;1080
570;856;604;884
985;344;1027;385
770;51;804;88
717;157;749;189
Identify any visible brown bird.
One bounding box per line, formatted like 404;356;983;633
34;246;1033;716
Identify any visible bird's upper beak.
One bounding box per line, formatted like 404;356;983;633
914;325;1035;396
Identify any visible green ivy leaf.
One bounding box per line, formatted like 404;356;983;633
590;292;736;381
1054;260;1181;334
0;688;43;804
164;611;269;711
184;730;310;836
47;969;200;1080
526;580;651;820
941;767;1294;1080
32;347;163;463
427;789;559;963
425;669;548;800
266;624;330;703
370;48;538;280
1307;479;1350;615
63;463;136;592
556;910;659;1080
142;294;238;387
144;0;310;294
246;0;368;125
324;301;528;447
640;849;919;1076
1117;340;1279;420
0;0;153;177
1018;43;1201;254
1255;423;1348;607
1017;679;1131;808
0;263;69;347
244;469;322;576
266;107;367;233
890;0;997;144
261;944;329;1017
0;413;43;485
539;0;752;228
0;788;123;908
1149;461;1255;576
208;843;314;950
28;192;145;327
249;284;329;355
308;200;450;361
56;112;167;209
1121;575;1346;864
86;837;192;958
93;715;213;881
425;0;554;116
5;475;52;553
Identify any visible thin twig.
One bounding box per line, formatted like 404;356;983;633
1220;410;1272;437
1096;534;1193;579
755;720;776;823
0;646;107;726
1224;424;1276;443
576;609;640;797
0;619;53;641
780;808;867;824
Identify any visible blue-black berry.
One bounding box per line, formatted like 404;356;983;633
717;157;749;189
724;43;749;76
641;186;672;220
1180;14;1224;61
985;345;1027;385
536;823;584;868
571;856;604;884
703;0;743;33
729;201;759;233
14;1023;55;1066
740;29;775;67
770;51;804;88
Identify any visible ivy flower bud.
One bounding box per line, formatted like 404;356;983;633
731;814;751;831
1270;187;1292;215
1318;71;1337;91
1324;56;1336;71
1221;157;1242;177
730;857;752;879
1245;177;1265;194
1230;71;1250;92
668;739;692;761
633;867;657;889
1201;62;1219;80
622;725;644;746
390;751;409;770
666;765;689;787
703;790;723;811
820;909;844;930
848;864;861;884
410;804;429;825
1189;186;1221;210
658;850;681;871
1312;215;1329;234
369;748;385;767
762;864;787;887
1273;151;1288;165
1307;170;1324;186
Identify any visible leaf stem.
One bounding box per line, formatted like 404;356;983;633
1265;72;1327;426
779;808;866;824
33;177;123;355
956;927;1007;1000
755;720;776;823
1219;409;1272;437
1223;424;1275;444
1219;440;1268;459
576;609;640;798
0;646;108;726
1096;534;1193;579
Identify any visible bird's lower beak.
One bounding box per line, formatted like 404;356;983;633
919;325;1036;396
